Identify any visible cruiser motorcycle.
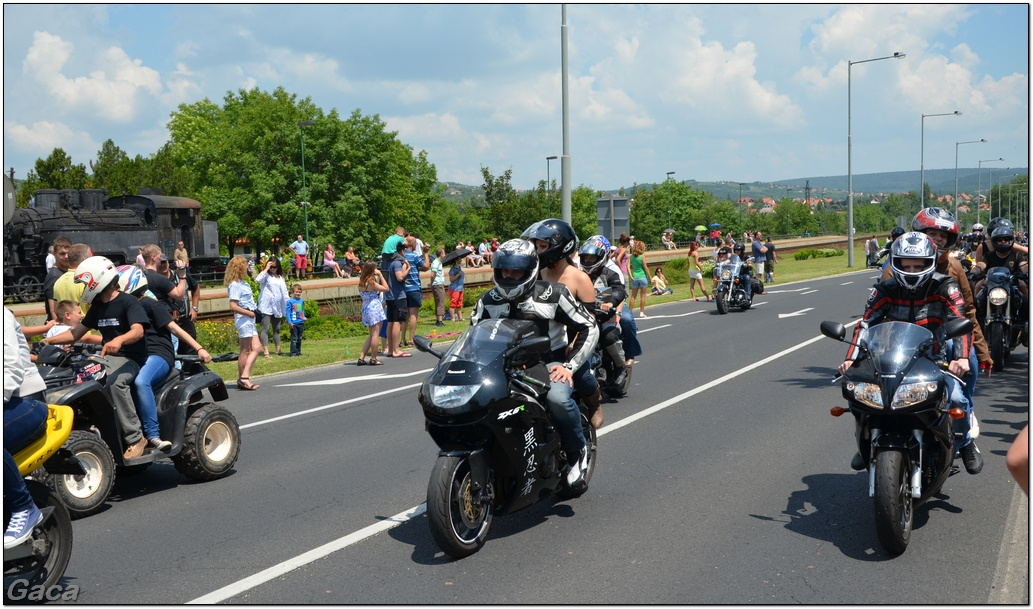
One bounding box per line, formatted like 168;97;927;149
713;254;755;313
976;266;1028;372
820;318;973;555
413;318;597;559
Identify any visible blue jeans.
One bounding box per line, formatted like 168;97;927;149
954;351;979;448
545;362;587;465
5;396;48;513
290;322;304;355
133;355;171;441
572;359;598;399
618;305;642;359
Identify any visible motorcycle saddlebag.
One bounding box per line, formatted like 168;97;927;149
752;278;765;294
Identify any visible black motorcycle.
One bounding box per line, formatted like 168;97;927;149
33;345;241;519
976;266;1027;371
820;318;972;555
413;319;597;559
713;254;757;313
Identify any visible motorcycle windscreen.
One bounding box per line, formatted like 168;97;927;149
422;319;541;415
858;321;934;375
713;257;742;279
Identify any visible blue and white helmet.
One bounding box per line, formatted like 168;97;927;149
578;235;611;275
115;264;150;297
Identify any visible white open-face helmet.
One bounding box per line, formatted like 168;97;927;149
75;256;120;305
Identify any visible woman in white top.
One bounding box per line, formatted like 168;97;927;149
256;257;289;358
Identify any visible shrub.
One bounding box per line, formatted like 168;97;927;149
196;320;240;354
794;248;844;260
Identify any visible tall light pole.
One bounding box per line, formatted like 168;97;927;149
298;119;315;243
920;110;961;206
738;182;745;230
546;155;557;217
954;138;986;215
996;173;1018;218
848;51;905;267
666;171;675;182
977;158;1004;224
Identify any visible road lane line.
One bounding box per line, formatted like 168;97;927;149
193;325;857;603
240;382;424;430
638;324;671;334
187;504;427;604
277;368;433;387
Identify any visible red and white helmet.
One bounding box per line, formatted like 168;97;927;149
74;256;120;305
911;207;958;260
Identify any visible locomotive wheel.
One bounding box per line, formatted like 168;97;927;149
15;275;42;303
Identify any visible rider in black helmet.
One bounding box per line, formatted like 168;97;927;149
472;239;598;487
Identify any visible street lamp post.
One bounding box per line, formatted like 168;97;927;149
848;51;905;267
977;158;1004;224
298;120;315;243
738;182;745;230
954;138;986;216
920;110;961;206
666;171;675;182
996;173;1018;218
546;155;558;217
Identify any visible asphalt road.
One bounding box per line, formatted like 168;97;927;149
58;270;1029;604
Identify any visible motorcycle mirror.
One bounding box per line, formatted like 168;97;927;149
413;335;442;359
942;317;973;340
819;321;846;341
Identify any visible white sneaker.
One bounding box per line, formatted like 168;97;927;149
565;446;589;487
638;311;647;318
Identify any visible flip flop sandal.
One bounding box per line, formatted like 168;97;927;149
237;378;260;390
394;352;412;357
356;358;368;366
369;358;384;365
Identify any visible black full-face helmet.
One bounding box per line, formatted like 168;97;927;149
985;217;1013;244
991;226;1016;253
579;235;611;275
492;239;540;302
521;218;579;269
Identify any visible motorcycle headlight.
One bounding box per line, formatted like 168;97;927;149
847;381;883;409
891;382;938;409
428;384;479;410
720;270;732;280
988;287;1008;306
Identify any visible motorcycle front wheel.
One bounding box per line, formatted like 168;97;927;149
873;449;913;555
426;455;493;559
987;322;1006;372
715;290;728;314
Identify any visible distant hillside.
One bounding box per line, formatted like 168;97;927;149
439;167;1027;204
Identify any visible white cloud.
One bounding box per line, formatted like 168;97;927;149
3;119;97;160
23;31;162;122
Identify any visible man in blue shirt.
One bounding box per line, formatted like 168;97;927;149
384;241;411;357
290;235;309;280
402;236;430;346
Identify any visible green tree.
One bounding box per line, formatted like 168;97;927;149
15;149;90;206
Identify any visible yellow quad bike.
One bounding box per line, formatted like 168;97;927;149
4;405;84;603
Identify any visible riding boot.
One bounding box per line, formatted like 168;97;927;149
605;341;626;370
585;386;604;429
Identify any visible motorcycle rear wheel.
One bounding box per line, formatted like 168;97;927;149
873;449;912;555
987;322;1006;372
3;480;73;603
427;455;493;559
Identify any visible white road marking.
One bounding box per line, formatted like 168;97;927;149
779;308;815;319
801;290;819;295
190;328;840;603
239;382;424;430
636;310;704;320
638;324;671;334
277;368;433;387
840;281;854;285
763;287;810;294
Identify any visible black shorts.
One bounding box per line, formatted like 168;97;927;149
385;298;407;322
405;290;423;309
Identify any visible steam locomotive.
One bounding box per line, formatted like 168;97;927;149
3;184;220;302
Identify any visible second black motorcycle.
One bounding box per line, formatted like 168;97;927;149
413;318;597;559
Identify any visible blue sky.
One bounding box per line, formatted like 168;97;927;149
3;4;1028;191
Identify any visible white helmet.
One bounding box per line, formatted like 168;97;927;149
115;264;149;296
75;256;120;305
890;232;937;291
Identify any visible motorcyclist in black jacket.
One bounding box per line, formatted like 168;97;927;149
470;239;599;487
